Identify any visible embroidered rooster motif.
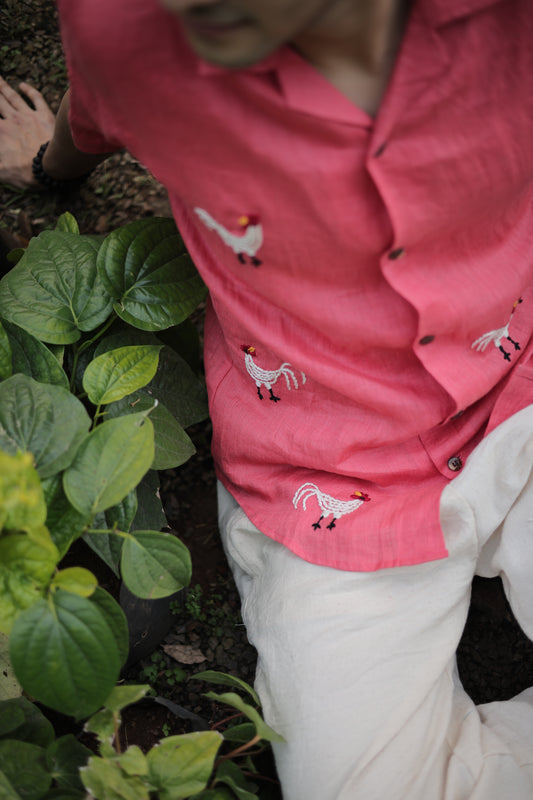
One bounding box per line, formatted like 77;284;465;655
293;483;370;530
471;298;523;361
241;345;306;402
194;207;263;266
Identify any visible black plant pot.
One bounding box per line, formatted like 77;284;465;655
119;583;185;669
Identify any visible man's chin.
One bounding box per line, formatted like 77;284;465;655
183;29;277;70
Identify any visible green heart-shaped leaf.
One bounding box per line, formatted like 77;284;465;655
148;346;207;427
10;590;122;718
88;588;129;667
43;477;90;559
0;740;51;800
63;412;154;516
106;394;195;469
0;375;91;480
97;218;206;331
121;531;191;599
0;231;113;344
0;697;54;746
147;731;222;800
83;345;162;405
2;320;69;389
84;491;137;576
131;471;166;532
46;735;91;791
55;212;80;235
107;345;207;430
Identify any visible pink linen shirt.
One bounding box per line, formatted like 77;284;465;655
58;0;533;570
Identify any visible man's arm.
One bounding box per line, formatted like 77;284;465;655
0;77;112;189
40;90;112;180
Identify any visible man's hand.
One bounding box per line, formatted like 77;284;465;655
0;76;56;189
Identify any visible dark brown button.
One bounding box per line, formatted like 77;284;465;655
374;142;387;157
388;248;405;260
419;335;435;345
447;456;463;472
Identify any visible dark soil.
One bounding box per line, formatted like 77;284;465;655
1;0;533;787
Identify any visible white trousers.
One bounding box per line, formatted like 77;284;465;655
218;404;533;800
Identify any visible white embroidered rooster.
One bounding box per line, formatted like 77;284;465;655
241;345;305;402
471;298;523;361
194;207;263;266
293;483;370;530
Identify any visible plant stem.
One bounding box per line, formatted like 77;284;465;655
214;734;261;767
69;312;118;393
211;711;244;730
86;527;127;537
92;404;103;428
69;344;80;393
78;312;117;356
242;771;281;786
113;711;122;754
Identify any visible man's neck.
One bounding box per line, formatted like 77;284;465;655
291;0;410;116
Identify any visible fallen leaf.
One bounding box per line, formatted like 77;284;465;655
162;644;207;665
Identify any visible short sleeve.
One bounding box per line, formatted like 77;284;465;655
57;0;124;154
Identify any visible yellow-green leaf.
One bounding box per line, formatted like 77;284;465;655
103;685;150;714
51;568;98;598
147;731;223;800
81;756;150;800
0;529;58;634
0;450;46;532
63;413;154;517
83;345;162;405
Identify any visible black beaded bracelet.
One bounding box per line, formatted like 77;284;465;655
32;142;92;192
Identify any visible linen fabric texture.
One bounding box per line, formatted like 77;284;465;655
57;0;533;569
218;403;533;799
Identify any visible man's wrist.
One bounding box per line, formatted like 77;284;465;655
32;141;93;192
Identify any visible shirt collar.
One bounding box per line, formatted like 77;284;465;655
194;42;371;126
191;0;502;126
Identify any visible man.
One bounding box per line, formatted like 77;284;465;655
1;1;533;797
